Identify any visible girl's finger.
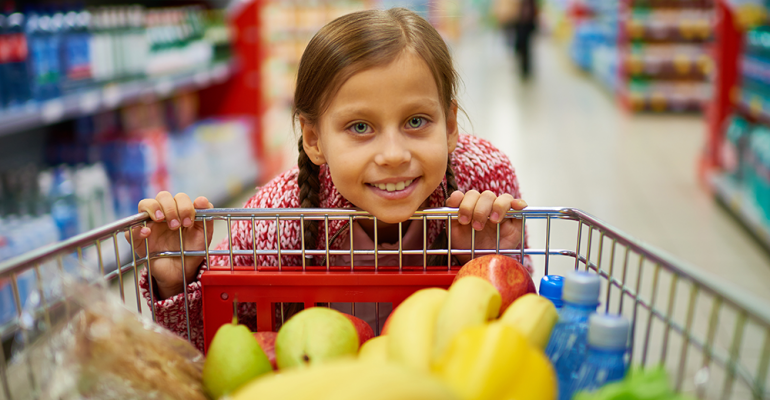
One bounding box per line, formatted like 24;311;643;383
490;194;515;224
156;191;182;230
457;190;481;226
174;193;195;228
138;199;164;222
511;198;528;210
194;196;216;245
446;190;465;208
470;191;497;231
193;196;211;210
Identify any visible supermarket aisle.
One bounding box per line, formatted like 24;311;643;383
452;28;770;302
215;25;770;303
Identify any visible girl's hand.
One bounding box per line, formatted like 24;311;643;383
446;190;528;265
125;192;214;300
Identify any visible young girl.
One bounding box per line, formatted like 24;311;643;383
129;7;530;351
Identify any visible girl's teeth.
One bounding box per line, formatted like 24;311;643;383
373;179;414;192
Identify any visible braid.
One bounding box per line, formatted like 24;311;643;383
297;136;321;264
428;155;458;266
278;136;322;327
445;154;458;195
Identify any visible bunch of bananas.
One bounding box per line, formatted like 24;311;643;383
363;277;560;400
230;275;559;400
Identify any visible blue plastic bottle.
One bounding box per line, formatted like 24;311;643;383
3;12;31;107
49;166;80;239
61;9;92;91
545;271;602;400
539;275;564;309
568;314;630;398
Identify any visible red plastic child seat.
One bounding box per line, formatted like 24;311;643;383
200;265;458;352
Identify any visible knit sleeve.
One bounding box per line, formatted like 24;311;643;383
451;134;533;271
138;266;205;350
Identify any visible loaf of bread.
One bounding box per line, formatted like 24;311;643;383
25;280;208;400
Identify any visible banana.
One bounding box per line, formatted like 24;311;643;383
498;293;558;349
387;288;449;373
433;323;556;400
358;335;389;363
316;360;459;400
432;276;502;363
231;360;365;399
230;359;458;400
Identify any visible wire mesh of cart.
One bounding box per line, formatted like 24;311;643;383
0;206;769;400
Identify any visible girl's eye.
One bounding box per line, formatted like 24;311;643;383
351;122;370;134
407;117;425;129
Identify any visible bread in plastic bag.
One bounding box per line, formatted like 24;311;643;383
10;273;207;400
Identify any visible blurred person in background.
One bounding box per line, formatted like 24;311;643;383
494;0;538;80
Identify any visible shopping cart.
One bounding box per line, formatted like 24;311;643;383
0;207;769;400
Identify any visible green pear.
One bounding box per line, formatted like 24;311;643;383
275;307;359;369
203;319;272;399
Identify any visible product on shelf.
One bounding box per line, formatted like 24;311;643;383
626;43;712;79
626;8;713;42
746;125;770;220
567;0;619;92
552;0;715;112
0;4;232;116
625;79;711;111
721;115;753;182
621;0;715;113
0;12;32;108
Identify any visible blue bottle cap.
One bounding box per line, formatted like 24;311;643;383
562;271;601;306
539;275;564;308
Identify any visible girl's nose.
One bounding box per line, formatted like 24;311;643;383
374;129;411;166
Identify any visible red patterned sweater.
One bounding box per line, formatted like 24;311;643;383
139;133;529;351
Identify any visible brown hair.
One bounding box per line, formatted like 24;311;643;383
294;8;460;263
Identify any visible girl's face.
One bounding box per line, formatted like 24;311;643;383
302;50;458;224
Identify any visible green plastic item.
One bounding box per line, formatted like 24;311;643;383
572;366;696;400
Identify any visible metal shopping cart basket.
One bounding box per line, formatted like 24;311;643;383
0;207;769;399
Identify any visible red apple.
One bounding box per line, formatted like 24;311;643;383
454;254;536;314
342;313;375;346
252;331;278;370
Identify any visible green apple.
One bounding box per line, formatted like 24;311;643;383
275;307;359;369
203;321;272;399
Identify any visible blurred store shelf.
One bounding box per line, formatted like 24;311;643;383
711;172;770;253
0;61;233;138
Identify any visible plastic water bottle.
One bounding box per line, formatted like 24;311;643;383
545;271;602;400
49;166;80;239
539;275;564;309
2;12;31;108
569;314;630;398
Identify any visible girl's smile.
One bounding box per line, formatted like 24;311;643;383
367;176;420;200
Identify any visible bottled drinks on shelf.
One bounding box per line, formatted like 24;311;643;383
0;4;232;114
0;12;32;107
545;271;602;400
48;166;80;240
